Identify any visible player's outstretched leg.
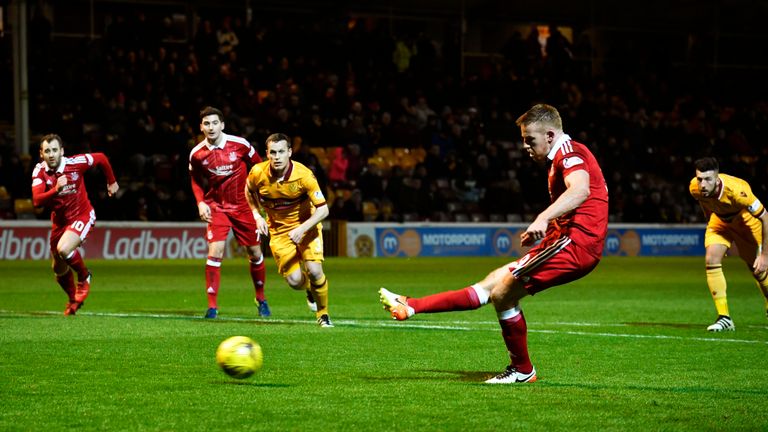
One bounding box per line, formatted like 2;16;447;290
379;287;414;321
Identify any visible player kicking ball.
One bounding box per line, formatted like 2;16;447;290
380;104;609;383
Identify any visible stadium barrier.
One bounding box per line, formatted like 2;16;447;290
0;220;704;260
344;222;707;258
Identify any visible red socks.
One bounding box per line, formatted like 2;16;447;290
206;256;222;308
498;309;533;373
64;250;89;282
249;256;266;302
408;286;482;313
56;269;76;301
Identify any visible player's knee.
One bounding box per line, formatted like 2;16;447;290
285;272;304;289
307;267;324;282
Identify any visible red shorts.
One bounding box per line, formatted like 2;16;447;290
206;208;259;246
50;209;96;251
509;235;601;295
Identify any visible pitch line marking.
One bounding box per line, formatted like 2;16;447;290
1;309;766;345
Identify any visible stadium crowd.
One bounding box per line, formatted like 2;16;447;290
1;9;766;224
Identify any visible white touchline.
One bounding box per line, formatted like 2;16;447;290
2;310;766;345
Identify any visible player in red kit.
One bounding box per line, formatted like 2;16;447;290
189;106;269;319
31;134;119;315
380;104;609;383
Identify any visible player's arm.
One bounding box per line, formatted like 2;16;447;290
522;169;589;246
90;153;119;196
188;160;211;223
31;176;67;207
289;204;329;245
288;174;328;244
244;181;269;238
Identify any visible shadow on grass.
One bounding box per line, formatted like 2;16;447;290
362;369;496;382
213;380;290;388
368;369;768;396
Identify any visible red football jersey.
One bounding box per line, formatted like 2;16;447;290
189;133;262;212
546;135;609;257
31;153;116;225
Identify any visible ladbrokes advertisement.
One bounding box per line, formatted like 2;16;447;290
0;221;209;260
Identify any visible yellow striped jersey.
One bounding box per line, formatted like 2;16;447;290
246;160;327;235
689;173;766;222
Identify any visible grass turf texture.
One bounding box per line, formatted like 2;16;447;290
1;256;767;431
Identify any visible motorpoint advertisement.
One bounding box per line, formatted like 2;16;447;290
1;221;705;260
345;223;706;258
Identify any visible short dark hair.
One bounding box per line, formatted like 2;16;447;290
694;157;719;173
515;103;563;130
40;133;63;149
199;106;224;122
265;133;291;148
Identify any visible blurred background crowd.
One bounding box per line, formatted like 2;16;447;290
0;0;766;224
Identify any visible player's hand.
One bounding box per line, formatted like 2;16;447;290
754;253;768;275
198;202;212;223
254;217;269;240
522;217;548;246
107;182;119;197
55;175;68;192
288;227;305;245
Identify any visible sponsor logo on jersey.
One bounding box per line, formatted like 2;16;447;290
562;156;584;169
208;164;234;176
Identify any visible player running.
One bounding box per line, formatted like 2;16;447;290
689;157;768;331
245;133;333;327
189;106;269;319
380;104;609;383
31;134;119;315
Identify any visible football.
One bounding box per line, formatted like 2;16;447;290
215;336;263;379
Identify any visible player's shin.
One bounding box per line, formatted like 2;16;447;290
206;256;222;308
497;306;533;374
706;264;729;316
309;275;329;317
55;268;76;301
249;255;266;302
64;250;89;282
408;284;487;314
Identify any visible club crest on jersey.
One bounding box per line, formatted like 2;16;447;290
71;172;79;181
562;156;584;169
229;152;237;161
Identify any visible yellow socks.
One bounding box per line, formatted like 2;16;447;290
309;274;329;318
706;264;729;316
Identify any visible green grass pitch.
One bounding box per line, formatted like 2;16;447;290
1;256;767;431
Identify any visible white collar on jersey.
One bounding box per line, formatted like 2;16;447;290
547;133;571;161
46;157;68;174
205;133;229;150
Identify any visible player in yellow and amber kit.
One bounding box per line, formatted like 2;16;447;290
690;157;768;331
245;133;333;327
